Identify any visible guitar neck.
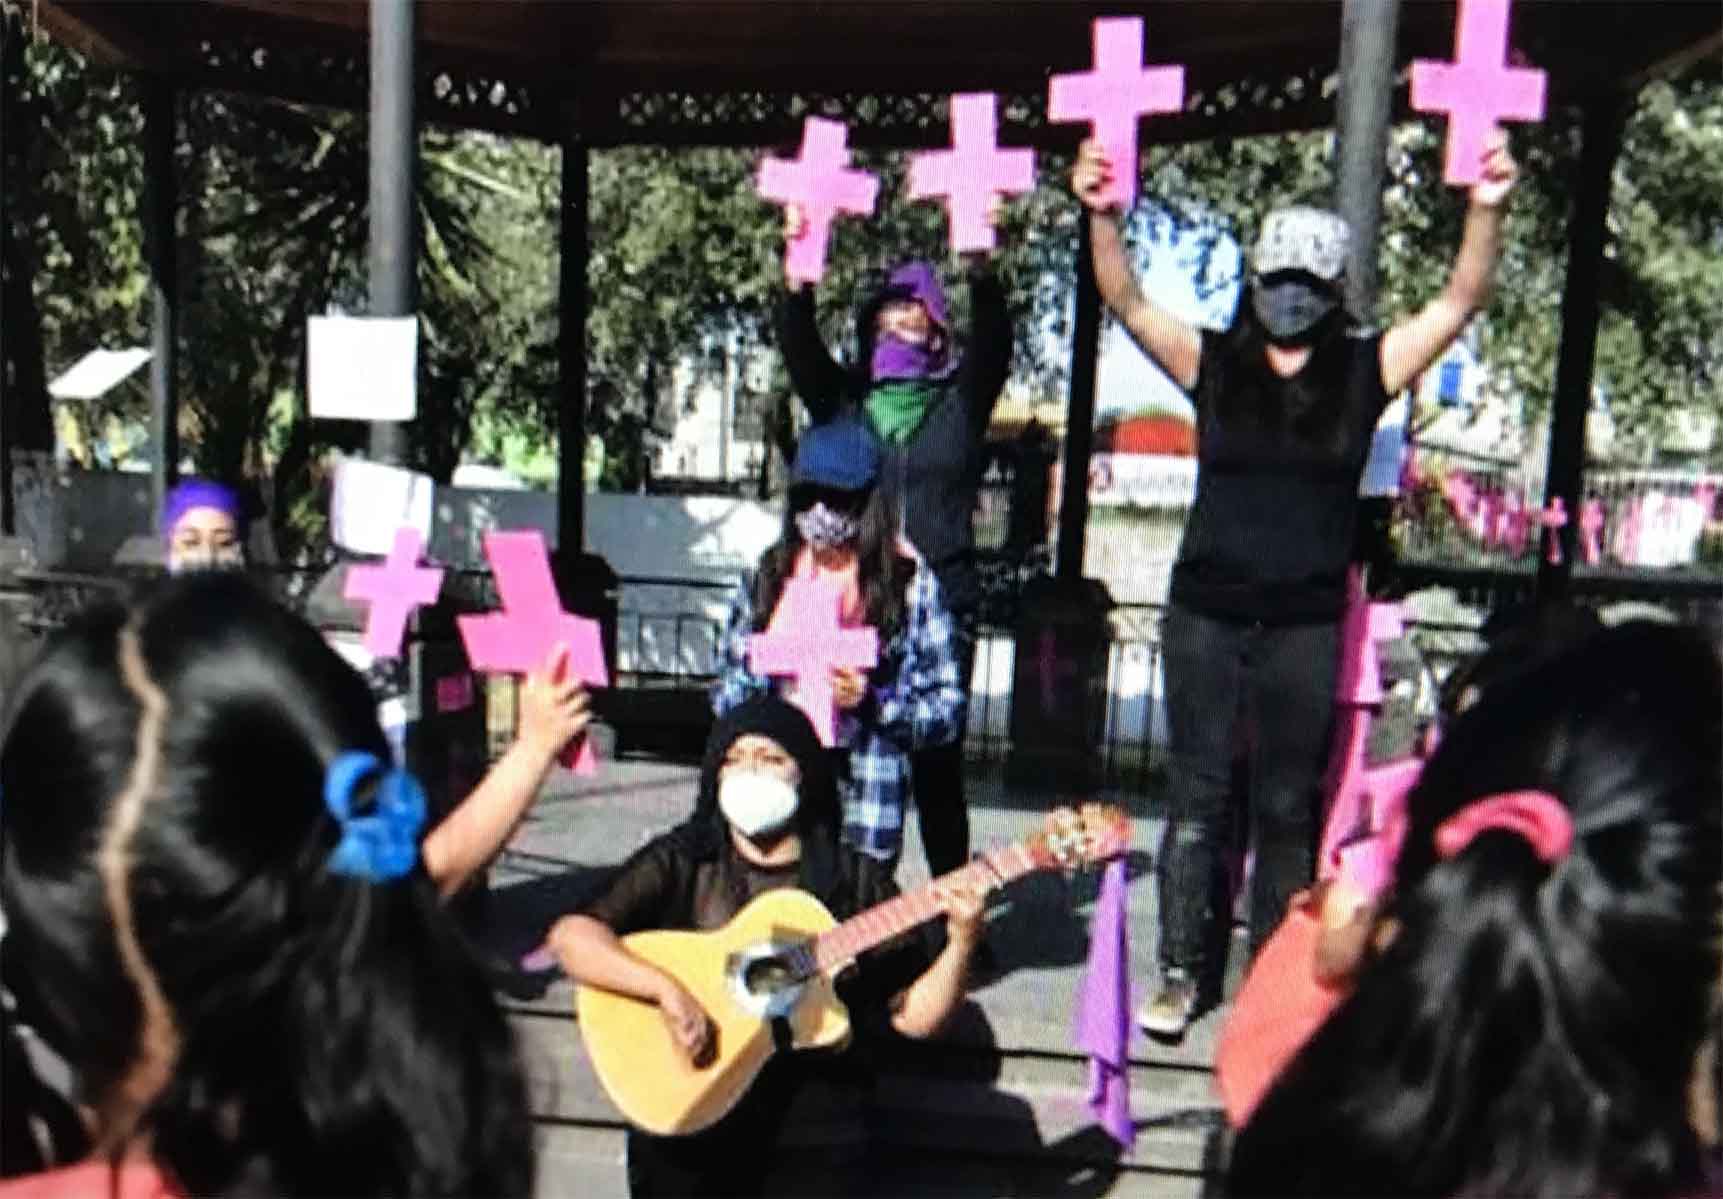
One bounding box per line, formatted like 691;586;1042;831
810;842;1039;973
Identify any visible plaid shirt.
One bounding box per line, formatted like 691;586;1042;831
711;564;965;861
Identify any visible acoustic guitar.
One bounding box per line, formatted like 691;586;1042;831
575;803;1130;1135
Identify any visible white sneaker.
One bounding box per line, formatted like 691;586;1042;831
1136;969;1199;1038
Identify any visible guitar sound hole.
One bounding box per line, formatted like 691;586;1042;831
743;955;795;997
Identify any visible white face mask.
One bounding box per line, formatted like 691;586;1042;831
167;545;244;575
717;770;800;839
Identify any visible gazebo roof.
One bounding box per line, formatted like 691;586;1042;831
37;0;1722;146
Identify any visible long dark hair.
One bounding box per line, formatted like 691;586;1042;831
750;483;916;638
0;574;532;1196
1229;621;1723;1198
1209;282;1361;454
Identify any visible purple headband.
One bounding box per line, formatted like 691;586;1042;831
161;479;243;543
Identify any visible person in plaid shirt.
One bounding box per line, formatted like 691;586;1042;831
712;418;964;876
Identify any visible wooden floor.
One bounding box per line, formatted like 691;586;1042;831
481;757;1246;1197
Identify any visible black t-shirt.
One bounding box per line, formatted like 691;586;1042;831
1170;328;1391;624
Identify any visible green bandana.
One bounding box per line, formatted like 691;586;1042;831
866;381;935;446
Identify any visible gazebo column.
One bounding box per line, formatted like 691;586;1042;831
557;126;589;554
1006;215;1112;791
143;78;179;522
0;10;14;534
1334;0;1400;322
1538;93;1631;599
1053;218;1101;581
367;0;415;467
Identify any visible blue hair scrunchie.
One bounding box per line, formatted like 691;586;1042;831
323;751;427;882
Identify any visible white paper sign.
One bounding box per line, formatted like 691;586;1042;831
48;347;152;400
308;315;419;421
330;457;434;555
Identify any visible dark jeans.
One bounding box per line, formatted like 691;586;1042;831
1157;602;1340;980
910;611;978;878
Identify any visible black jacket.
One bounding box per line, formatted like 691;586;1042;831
775;268;1012;614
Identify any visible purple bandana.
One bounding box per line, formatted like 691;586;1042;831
870;334;942;382
161;478;243;544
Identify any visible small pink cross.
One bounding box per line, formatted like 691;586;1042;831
907;93;1036;254
757;117;879;284
457;530;610;774
1477;489;1502;547
344;527;445;660
1498;491;1530;556
1048;17;1185;211
748;575;879;747
1578;498;1606;566
1537;496;1569;565
1410;0;1546;185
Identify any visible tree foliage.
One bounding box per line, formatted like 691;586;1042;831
2;0;1716;574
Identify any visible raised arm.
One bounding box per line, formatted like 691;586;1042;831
421;647;590;899
1071;140;1201;392
774;204;848;421
959;261;1013;427
1379;131;1518;397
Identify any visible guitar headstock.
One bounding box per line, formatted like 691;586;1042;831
1027;804;1130;872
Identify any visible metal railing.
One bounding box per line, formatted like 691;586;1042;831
600;578;1489;788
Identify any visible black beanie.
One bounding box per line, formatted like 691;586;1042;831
689;695;843;900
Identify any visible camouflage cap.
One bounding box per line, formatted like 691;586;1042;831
1251;206;1351;282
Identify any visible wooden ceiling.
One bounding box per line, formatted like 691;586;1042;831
35;1;1722;143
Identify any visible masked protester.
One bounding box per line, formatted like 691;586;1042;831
160;480;245;575
710;418;965;885
1071;128;1518;1038
775;204;1013;909
549;695;985;1197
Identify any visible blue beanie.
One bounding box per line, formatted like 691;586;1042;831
791;419;882;491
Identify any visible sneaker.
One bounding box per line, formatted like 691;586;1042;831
1137;969;1200;1038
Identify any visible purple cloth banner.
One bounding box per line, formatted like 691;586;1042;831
1073;857;1134;1148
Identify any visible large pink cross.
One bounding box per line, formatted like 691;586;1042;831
457;530;610;774
747;575;878;747
1048;17;1185;212
1410;0;1546;185
906;93;1036;254
757;117;879;284
344;526;445;660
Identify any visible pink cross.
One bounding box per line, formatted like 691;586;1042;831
906;93;1036;254
1410;0;1546;185
1578;498;1606;566
457;530;610;774
344;526;445;660
1048;17;1185;211
1336;598;1407;707
1696;484;1718;521
1498;491;1530;556
757;117;879;284
1477;489;1502;547
747;575;878;747
1537;496;1569;565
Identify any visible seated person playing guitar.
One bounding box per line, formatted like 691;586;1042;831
548;695;986;1198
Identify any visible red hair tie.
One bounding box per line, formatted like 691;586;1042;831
1434;789;1574;864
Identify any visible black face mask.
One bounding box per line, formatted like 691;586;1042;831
1252;275;1340;345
